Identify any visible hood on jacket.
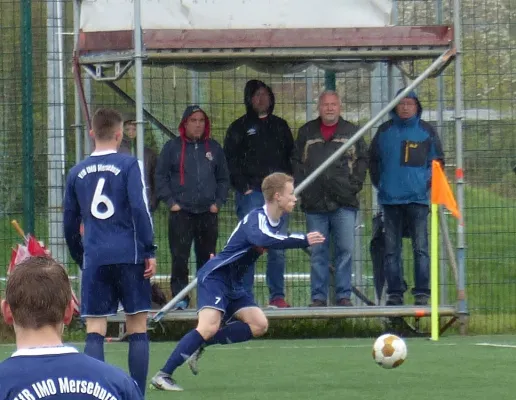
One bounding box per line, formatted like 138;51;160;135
244;79;275;117
390;88;423;123
177;105;211;186
178;105;211;140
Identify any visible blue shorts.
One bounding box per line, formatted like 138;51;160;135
81;263;152;317
197;275;257;323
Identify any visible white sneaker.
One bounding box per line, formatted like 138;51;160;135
150;372;183;391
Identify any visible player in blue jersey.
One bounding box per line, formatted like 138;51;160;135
150;172;325;391
63;108;156;396
0;256;143;399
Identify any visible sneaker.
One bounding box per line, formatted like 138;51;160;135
187;345;206;375
337;298;353;307
268;298;291;308
150;372;183;391
414;295;429;306
309;299;327;307
386;295;403;306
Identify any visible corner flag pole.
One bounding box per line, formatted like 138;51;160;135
430;203;439;341
429;160;462;341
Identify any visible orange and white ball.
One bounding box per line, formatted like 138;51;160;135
372;334;407;369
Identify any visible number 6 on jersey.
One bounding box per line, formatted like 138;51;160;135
91;178;115;219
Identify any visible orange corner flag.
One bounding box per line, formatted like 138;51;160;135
431;160;461;219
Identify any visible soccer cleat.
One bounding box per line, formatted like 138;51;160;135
150;372;184;391
187;345;206;375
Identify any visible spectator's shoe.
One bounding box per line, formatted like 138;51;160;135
268;298;291;308
174;300;189;310
337;298;353;307
385;296;403;306
414;295;429;306
187;344;206;375
309;299;327;307
150;372;183;391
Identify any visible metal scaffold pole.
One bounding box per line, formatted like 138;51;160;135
453;0;468;333
133;0;145;163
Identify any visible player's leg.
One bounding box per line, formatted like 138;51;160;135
119;263;152;396
168;210;195;308
81;264;118;361
151;279;226;391
186;290;264;376
204;293;264;346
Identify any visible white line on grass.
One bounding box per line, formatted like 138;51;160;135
475;342;516;349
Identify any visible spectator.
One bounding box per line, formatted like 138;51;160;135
119;112;158;212
224;79;294;308
368;88;444;306
156;105;229;309
292;90;368;307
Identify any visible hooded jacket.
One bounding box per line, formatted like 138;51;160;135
118;113;158;212
155;105;230;214
292;116;368;212
368;89;445;206
223;79;294;193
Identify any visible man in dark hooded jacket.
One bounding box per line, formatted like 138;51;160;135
223;79;294;308
156;105;230;309
369;88;444;306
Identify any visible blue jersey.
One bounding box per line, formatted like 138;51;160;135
0;346;143;399
63;150;156;269
197;206;309;284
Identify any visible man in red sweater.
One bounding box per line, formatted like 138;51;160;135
292;90;368;307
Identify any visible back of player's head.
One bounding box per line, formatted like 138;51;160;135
262;172;294;202
4;256;72;329
92;107;123;141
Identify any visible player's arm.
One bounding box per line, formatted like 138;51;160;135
127;160;156;259
243;213;310;250
62;172;84;266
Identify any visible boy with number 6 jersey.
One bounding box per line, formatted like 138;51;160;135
63;108;156;396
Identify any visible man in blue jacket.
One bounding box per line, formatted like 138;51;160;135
369;89;444;306
156;105;230;309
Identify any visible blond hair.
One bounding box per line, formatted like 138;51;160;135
261;172;294;202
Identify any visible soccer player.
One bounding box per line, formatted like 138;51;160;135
150;172;325;391
63;108;156;396
0;256;143;399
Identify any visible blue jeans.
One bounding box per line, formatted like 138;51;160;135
235;191;287;301
306;208;357;302
383;203;430;299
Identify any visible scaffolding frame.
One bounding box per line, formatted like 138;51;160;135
71;0;466;335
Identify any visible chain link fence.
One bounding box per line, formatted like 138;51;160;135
0;0;514;334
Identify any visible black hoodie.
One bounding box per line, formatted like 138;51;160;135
223;80;294;193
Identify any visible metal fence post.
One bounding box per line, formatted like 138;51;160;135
21;0;34;234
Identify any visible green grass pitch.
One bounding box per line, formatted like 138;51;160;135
2;336;515;399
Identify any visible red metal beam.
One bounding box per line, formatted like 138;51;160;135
78;25;453;54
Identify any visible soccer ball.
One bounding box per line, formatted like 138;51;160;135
372;334;407;369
